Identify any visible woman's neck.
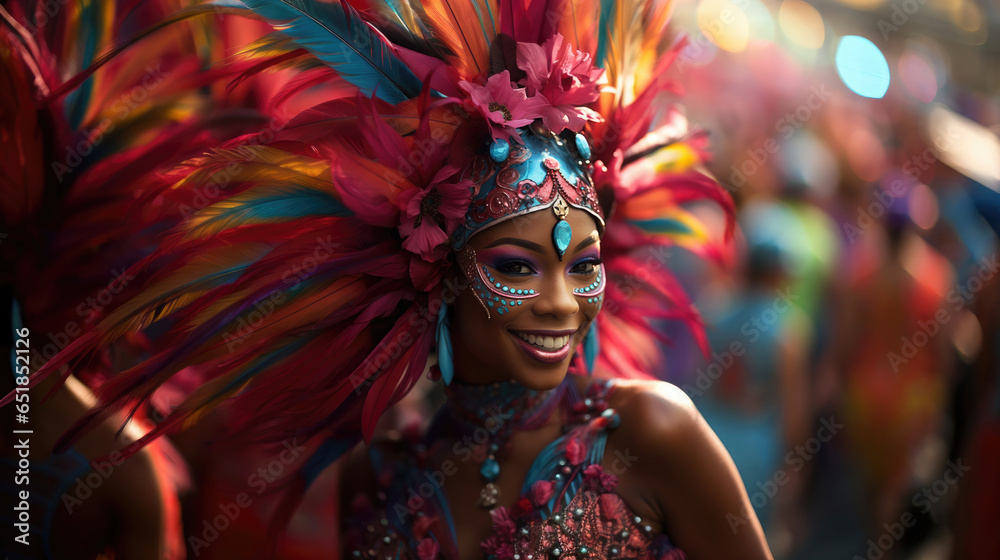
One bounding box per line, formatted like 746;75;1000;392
440;377;568;453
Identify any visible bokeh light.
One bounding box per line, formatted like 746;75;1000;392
778;0;825;49
697;0;751;53
899;50;938;103
835;35;891;98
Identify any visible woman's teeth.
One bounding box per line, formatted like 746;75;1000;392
515;332;570;349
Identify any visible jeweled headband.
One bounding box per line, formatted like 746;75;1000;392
452;121;605;258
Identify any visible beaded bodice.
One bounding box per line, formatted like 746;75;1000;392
343;377;685;560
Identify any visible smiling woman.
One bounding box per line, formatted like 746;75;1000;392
3;0;771;558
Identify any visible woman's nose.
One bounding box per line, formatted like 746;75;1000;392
532;274;579;319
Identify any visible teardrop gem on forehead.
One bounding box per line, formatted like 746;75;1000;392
552;196;572;260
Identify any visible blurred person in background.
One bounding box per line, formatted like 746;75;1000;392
836;185;955;550
694;202;813;557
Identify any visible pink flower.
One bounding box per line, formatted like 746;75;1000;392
530;480;554;507
511;497;534;518
517;34;606;133
599;493;626;525
490;506;517;539
480;535;500;555
417;538;440;560
583;464;618;492
494;542;516;560
397;165;472;261
565;436;587;465
459;71;545;142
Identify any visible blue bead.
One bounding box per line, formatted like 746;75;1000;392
575;133;591;160
489;138;510;162
494;296;500;301
553;219;573;258
495;282;501;288
517;301;522;305
528;289;534;294
481;458;500;480
488;301;494;308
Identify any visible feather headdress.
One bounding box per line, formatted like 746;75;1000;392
3;0;733;536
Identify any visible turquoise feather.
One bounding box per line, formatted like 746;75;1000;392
193;189;353;233
628;217;694;234
594;0;616;69
235;0;422;103
66;0;103;129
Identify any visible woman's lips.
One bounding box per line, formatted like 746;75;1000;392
508;329;576;364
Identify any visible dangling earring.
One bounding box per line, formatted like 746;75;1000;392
436;303;454;385
584;320;599;376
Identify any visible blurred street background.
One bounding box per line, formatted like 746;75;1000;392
658;1;999;558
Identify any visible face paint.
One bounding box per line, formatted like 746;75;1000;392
457;245;605;319
569;255;606;305
457;246;540;319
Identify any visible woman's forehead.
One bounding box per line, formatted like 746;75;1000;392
470;208;601;249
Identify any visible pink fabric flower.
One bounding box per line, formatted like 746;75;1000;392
490;506;517;539
511;497;534;518
397;165;472;262
530;480;554;507
583;463;619;492
480;535;500;555
493;542;516;560
417;538;440;560
459;70;545;142
517;34;606;133
565;436;587;465
599;492;626;525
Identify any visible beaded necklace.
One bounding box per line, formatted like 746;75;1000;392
439;378;568;509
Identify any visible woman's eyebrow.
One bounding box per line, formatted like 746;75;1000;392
573;235;598;253
484;238;546;253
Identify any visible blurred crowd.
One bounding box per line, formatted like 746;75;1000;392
662;1;999;558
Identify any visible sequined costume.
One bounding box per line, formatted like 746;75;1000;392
346;377;685;560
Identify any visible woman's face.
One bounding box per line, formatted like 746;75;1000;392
450;207;604;390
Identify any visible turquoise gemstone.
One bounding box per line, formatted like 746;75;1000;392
575;133;591;160
490;138;510;162
481;457;500;480
553;219;572;258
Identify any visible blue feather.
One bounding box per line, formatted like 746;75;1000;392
195;189;353;233
66;0;103;129
233;0;422;103
595;0;616;69
629;217;694;234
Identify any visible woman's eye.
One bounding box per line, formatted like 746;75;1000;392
495;262;534;276
571;260;601;274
